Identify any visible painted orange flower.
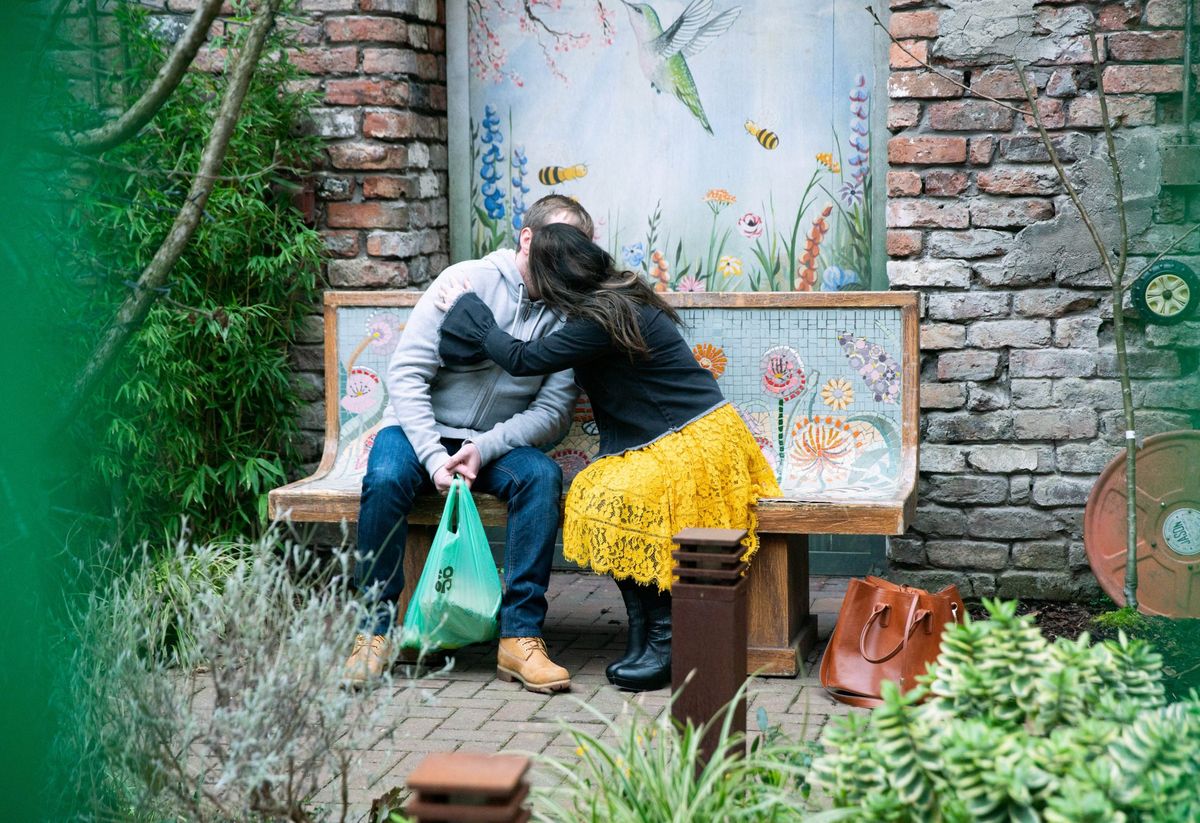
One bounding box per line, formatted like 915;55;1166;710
692;343;728;379
788;415;863;483
703;188;736;205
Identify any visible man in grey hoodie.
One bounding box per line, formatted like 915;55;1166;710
345;195;592;693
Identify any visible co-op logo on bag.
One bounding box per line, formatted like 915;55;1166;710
434;565;454;594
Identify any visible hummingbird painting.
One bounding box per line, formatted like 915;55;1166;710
621;0;742;135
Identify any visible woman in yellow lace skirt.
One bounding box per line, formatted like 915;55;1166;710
438;223;780;691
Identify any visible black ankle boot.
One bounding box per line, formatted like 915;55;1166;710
609;588;671;692
606;578;649;682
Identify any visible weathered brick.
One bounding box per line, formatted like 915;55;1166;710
926;292;1011;320
1100;409;1192;444
325;15;406;42
1012;541;1069;570
1133;376;1200;409
1102;64;1183;93
928;100;1014;131
1144;321;1200;349
921;322;966;350
363;110;413;140
288;46;357;75
925;412;1014;442
887;199;970;229
367;230;424;258
306;107;358;139
1010;349;1096;377
971;197;1054;228
1032;477;1096;506
968;136;995;166
927;539;1010;570
887;170;922;196
1011;474;1032;504
966;319;1052;348
999;133;1089;163
969;508;1062;540
888;259;972;287
891;40;929;69
1107;30;1184;61
1045;68;1079;97
1013;409;1098;440
321;229;360;258
1067;94;1157;127
969;68;1024;99
299;0;355;10
1013;289;1101;317
1145;0;1185;26
888;70;965;99
977;168;1061;196
914;505;967;537
1098;2;1141;31
968;445;1041;473
363;175;415;199
327;142;408;170
1012;379;1053;408
1054;316;1103;349
890;9;939;38
928;229;1014;259
921;445;968;473
1096;349;1180;377
888;102;922;130
888;537;927;565
926;475;1011;505
923;170;969;196
967;383;1009;412
1055;443;1121;473
1052;378;1123;409
921;382;968;409
888;136;968;164
326;201;408;229
997;571;1099;601
887;229;923;257
316;175;353;201
327;257;409;287
325;78;409;106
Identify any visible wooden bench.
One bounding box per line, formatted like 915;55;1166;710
270;290;920;676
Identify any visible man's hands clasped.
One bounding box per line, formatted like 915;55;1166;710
433;442;482;492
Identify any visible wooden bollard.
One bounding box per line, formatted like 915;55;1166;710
671;527;749;765
404;752;531;823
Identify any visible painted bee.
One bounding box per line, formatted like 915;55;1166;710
538;164;588;185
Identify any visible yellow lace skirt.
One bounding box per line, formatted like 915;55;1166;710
563;403;783;591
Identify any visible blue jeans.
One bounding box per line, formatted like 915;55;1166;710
355;425;562;638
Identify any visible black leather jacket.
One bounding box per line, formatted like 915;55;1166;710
439;292;726;457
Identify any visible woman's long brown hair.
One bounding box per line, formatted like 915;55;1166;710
528;223;680;357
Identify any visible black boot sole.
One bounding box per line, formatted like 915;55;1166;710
608;671;671;692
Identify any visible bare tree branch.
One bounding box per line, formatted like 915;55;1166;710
51;0;224;154
866;4;1035;116
1092;33;1129;282
56;0;284;428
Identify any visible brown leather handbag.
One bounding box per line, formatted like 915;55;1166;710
819;576;965;708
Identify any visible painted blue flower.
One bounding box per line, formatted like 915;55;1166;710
511;145;529;238
822;266;859;291
478;106;507;220
622;242;645;269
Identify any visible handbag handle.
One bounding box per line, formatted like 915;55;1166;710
859;604;932;664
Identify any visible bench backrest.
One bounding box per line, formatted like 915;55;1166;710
312;291;919;505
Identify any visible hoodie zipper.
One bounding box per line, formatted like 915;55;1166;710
466;280;535;429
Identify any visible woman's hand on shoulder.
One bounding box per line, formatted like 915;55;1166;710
435;277;473;312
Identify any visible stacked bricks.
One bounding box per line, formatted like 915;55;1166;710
886;0;1200;599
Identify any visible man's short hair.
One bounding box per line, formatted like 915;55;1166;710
523;194;594;239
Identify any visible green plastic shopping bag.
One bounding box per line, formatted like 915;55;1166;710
399;476;502;652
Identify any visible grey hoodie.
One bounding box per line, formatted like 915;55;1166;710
380;249;576;477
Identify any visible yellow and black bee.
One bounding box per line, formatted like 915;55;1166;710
744;120;779;150
538;164;588;185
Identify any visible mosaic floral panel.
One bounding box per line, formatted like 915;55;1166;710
313;304;904;502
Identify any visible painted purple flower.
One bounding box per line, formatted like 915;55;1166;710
760;346;807;401
367;314;402;352
737;212;765;240
677;275;706;292
837;331;900;404
838;181;863;207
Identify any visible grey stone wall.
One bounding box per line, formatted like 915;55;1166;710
886;0;1200;599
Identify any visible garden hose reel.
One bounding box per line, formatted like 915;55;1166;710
1130;260;1200;326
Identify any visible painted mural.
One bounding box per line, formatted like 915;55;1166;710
305;304;904;501
458;0;879;291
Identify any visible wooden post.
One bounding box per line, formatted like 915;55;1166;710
671;527;749;765
405;752;531;823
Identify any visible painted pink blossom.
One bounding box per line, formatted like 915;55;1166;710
760;346;807;401
737;212;765;240
341;367;384;416
367;314;402;352
677;275;706;292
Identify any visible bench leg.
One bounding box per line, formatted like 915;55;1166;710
395;524;435;652
746;533;818;677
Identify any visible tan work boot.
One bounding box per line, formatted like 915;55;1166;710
342;633;391;688
497;637;571;694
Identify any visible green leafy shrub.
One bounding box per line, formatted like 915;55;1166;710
534;681;846;823
76;1;324;544
811;599;1200;822
1093;607;1200;701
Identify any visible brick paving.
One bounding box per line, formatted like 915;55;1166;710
307;572;854;820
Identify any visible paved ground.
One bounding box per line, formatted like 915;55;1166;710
307;572;854;819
